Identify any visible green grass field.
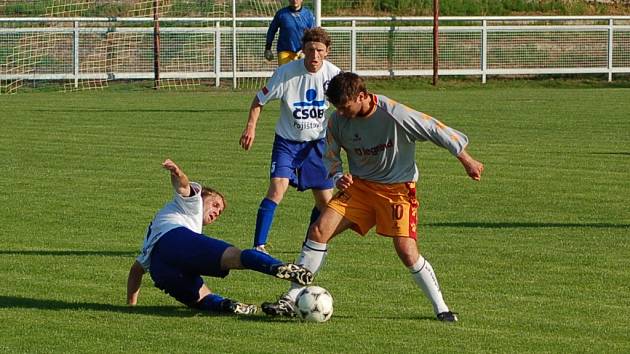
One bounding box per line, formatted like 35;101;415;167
1;83;629;353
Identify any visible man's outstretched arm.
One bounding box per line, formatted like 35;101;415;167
126;260;145;306
162;159;191;197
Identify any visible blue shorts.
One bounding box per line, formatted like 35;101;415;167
270;134;334;192
149;227;232;306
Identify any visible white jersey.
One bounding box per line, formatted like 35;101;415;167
257;59;341;142
136;182;204;271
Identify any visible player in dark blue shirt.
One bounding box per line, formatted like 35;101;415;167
264;0;315;65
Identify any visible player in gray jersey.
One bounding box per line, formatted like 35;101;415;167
262;72;484;322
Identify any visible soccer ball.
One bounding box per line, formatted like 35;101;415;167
295;286;333;323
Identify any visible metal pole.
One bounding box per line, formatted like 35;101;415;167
315;0;321;27
232;0;236;89
73;21;79;88
608;18;614;82
215;20;221;87
153;0;160;89
351;20;356;72
481;19;487;84
432;0;439;86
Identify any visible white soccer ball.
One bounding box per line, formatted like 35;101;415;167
295;286;334;323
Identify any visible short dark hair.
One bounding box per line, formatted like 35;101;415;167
302;27;331;48
325;72;367;106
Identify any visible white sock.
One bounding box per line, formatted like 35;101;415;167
287;285;304;302
296;239;327;274
409;256;449;315
286;239;328;302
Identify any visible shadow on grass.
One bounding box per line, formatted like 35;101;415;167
233;313;437;323
0;249;304;258
0;296;438;322
589;152;630;156
425;222;629;229
0;295;196;317
0;250;135;257
27;108;243;114
327;313;437;321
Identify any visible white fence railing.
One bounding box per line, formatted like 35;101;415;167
1;16;629;89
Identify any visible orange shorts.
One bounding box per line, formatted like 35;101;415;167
327;178;418;240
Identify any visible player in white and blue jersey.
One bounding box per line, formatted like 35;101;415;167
126;159;313;315
240;28;342;254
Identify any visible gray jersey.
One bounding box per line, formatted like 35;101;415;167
325;94;469;183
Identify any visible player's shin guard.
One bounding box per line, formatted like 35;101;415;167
409;256;449;315
297;239;327;274
253;198;277;247
286;239;327;301
240;248;282;275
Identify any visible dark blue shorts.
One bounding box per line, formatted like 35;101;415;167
270;134;334;192
149;227;232;306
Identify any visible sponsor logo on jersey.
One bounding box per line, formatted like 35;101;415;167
261;86;269;95
354;139;394;156
292;88;327;130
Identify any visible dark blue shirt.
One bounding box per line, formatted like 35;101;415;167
266;6;315;53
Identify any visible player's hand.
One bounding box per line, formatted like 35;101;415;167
162;159;180;174
264;49;274;61
240;127;255;150
336;173;354;191
457;150;484;181
465;159;484;181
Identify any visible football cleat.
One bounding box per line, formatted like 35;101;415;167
261;294;297;317
272;263;313;286
437;311;459;322
221;299;258;315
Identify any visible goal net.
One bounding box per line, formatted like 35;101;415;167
0;0;321;93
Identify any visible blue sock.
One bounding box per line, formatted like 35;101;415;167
195;294;225;312
240;249;283;275
253;198;277;247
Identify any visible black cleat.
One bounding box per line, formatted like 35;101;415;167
437;311;459;322
273;263;313;286
261;294;297;317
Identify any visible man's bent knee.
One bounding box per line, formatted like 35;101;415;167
308;222;331;243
